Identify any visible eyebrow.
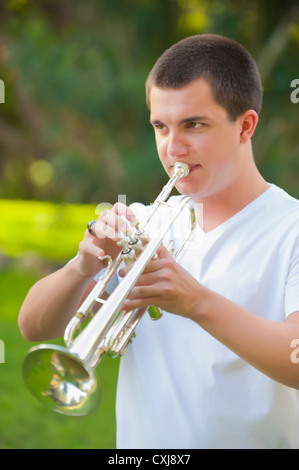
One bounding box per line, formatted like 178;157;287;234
150;116;210;126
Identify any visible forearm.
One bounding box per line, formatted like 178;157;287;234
196;287;299;389
18;259;93;342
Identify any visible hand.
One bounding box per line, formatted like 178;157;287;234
120;244;201;319
75;202;136;278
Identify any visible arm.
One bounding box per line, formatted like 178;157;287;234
120;245;299;390
18;260;96;341
197;290;299;389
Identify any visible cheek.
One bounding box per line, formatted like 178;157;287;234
155;139;168;165
205;134;238;171
156;136;167;155
216;155;232;171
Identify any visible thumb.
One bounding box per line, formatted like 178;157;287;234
156;243;173;258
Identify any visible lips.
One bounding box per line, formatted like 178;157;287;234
188;164;201;171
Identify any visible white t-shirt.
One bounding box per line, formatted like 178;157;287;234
111;185;299;449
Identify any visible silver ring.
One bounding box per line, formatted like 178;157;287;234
87;220;97;236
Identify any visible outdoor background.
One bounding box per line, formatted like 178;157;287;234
0;0;298;449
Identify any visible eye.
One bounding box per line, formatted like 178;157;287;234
153;122;168;133
186;121;204;129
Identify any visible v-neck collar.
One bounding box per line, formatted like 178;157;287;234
196;184;275;239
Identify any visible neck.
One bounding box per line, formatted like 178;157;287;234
197;153;269;233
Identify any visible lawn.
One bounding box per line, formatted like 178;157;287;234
0;199;119;449
0;262;119;449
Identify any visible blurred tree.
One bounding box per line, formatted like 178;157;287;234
0;0;182;204
0;0;298;204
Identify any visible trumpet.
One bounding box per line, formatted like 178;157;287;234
22;162;197;416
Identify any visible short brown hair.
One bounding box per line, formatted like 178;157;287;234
146;34;263;121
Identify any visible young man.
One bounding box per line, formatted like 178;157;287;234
19;34;299;449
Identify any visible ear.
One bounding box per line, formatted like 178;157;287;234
238;110;259;144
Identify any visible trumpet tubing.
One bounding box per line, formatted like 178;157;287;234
22;162;197;416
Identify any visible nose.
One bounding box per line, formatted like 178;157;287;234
167;131;189;159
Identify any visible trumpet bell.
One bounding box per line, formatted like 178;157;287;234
22;344;101;416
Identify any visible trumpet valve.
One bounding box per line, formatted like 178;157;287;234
107;325;136;357
117;237;136;263
130;218;142;235
117;236;130;253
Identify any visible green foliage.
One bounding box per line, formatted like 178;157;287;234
0;0;181;204
0;0;297;204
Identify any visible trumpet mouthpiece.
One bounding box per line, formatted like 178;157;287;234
173;162;190;177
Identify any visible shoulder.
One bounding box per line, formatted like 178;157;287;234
265;185;299;224
263;186;299;249
270;185;299;210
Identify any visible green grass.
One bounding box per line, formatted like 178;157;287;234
0;199;109;261
0;198;120;449
0;263;119;449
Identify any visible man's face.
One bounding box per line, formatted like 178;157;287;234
149;78;245;202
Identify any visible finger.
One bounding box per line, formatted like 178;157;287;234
113;203;138;239
113;202;136;222
101;206;137;238
95;210;127;239
141;245;172;273
79;235;105;259
122;285;163;312
134;271;162;287
118;254;163;278
118;243;171;278
156;244;172;258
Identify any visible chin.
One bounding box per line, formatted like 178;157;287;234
177;183;211;205
176;179;199;198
